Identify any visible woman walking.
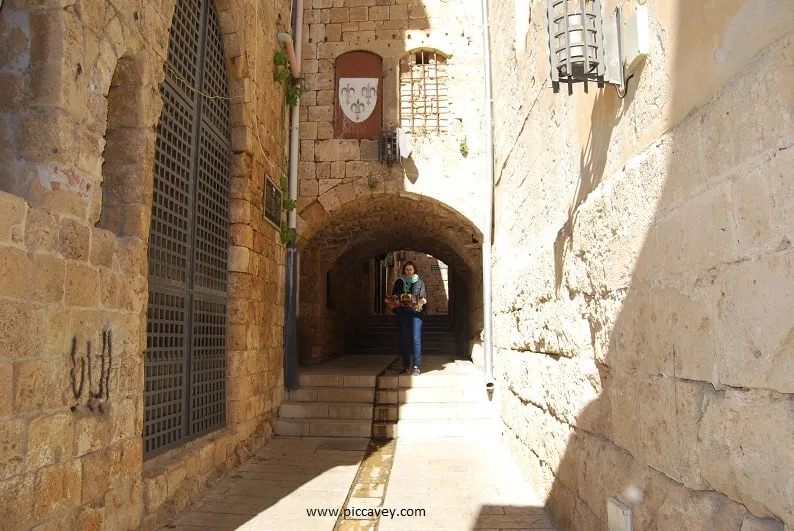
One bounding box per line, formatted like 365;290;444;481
386;261;427;375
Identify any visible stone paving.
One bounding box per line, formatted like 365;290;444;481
165;353;555;530
164;434;556;530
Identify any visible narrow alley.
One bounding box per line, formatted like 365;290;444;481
165;353;556;531
0;0;791;529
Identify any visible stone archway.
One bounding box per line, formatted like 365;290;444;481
297;193;483;365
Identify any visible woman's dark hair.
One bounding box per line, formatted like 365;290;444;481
403;261;418;274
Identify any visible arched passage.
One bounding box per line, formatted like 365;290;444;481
297;194;483;365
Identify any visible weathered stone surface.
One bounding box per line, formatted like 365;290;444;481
0;192;26;243
80;449;109;504
0;473;34;528
25;208;59;251
0;0;292;527
64;262;99;307
698;389;794;523
58;217;90;260
634;465;746;531
0;299;40;359
33;460;82;519
713;252;794;393
0;418;26;480
74;415;110;457
27;412;73;469
30;252;65;303
314;139;360;161
14;359;46;413
0;246;30;298
487;4;794;530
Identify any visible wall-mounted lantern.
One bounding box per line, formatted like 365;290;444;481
545;1;648;94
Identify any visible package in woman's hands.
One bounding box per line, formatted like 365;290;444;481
399;293;415;307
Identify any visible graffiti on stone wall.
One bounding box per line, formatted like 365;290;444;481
69;330;113;413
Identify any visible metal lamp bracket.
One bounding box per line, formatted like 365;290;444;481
603;4;650;93
602;6;625;92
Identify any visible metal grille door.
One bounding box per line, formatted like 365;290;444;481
145;0;231;457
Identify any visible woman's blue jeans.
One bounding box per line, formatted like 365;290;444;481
397;311;423;369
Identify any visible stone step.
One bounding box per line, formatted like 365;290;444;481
297;373;377;388
353;342;455;351
399;386;491;403
379;402;495;421
274;418;372;438
392;419;501;439
354;333;453;341
345;346;450;355
395;373;483;388
371;421;397;439
359;326;452;334
371;419;499;440
375;386;490;404
363;317;450;323
279;401;374;420
373;405;398;422
290;386;375;403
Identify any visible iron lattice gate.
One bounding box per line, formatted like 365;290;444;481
144;0;231;457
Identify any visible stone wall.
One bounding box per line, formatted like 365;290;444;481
0;0;290;528
295;0;489;238
294;0;489;365
488;0;793;529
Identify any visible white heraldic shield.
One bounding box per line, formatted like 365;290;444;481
338;78;378;123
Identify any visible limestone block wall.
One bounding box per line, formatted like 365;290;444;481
295;0;489;238
0;0;290;528
488;0;794;529
295;0;488;364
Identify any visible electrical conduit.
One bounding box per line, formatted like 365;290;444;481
480;0;495;390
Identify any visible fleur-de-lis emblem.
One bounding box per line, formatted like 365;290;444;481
350;100;365;120
361;84;376;104
338;78;378;123
341;83;356;104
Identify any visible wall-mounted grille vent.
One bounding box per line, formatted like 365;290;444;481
379;130;398;164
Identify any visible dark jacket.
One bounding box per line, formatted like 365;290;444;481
392;277;427;314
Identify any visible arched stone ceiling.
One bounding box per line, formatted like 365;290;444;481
299;194;483;273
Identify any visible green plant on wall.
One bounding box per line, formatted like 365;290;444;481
280;219;295;245
279;174;297;245
460;138;469;157
286;83;303;107
274;50;289;75
273;49;301;108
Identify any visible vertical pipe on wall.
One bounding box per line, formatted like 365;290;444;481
288;0;303;231
480;0;495;390
284;0;304;390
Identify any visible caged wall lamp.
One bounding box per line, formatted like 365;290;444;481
545;1;648;94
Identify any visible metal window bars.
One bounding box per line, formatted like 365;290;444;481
144;0;230;458
399;50;449;134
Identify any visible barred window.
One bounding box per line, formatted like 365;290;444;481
399;50;449;134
